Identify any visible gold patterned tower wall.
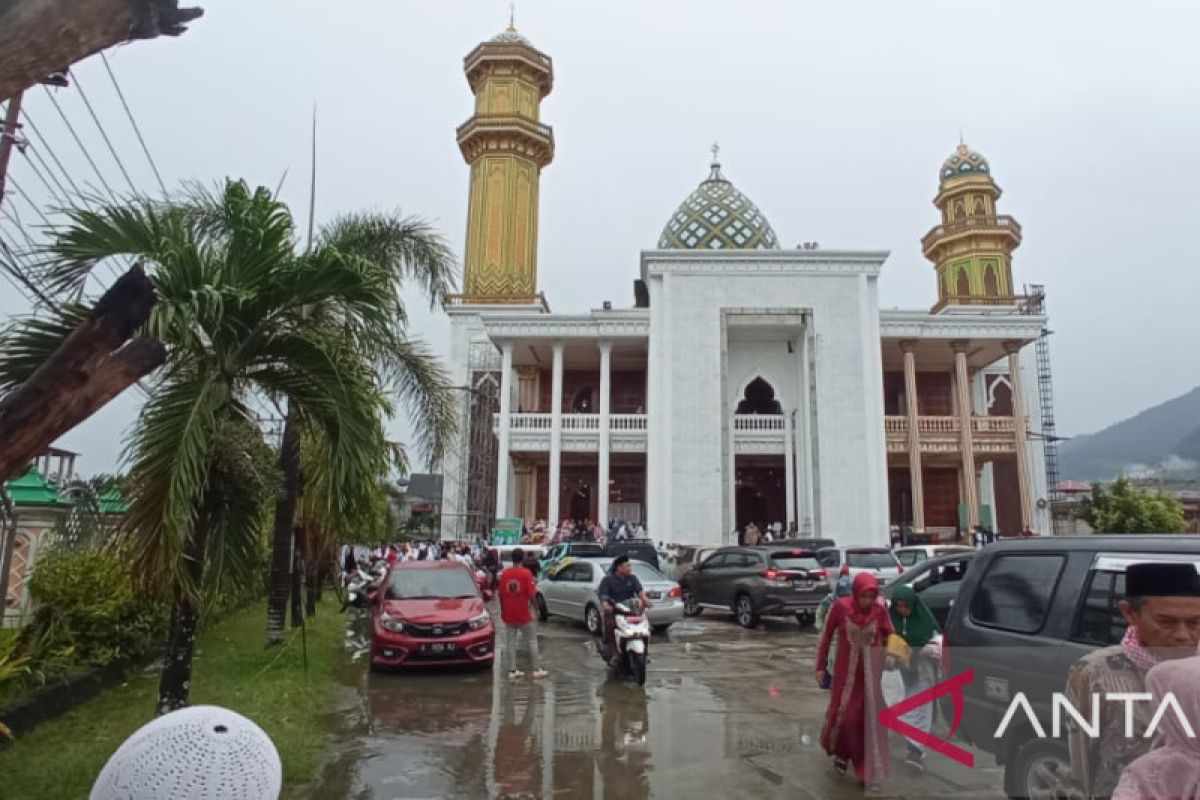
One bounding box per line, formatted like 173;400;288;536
455;27;554;302
922;143;1022;312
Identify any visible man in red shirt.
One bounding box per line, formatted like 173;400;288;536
498;548;546;679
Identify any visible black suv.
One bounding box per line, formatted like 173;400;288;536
603;541;660;571
942;535;1200;799
679;546;829;628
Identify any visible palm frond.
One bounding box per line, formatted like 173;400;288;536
0;304;89;391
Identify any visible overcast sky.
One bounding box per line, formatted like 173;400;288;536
3;0;1199;476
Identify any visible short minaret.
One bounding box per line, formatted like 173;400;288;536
455;22;554;303
922;141;1022;312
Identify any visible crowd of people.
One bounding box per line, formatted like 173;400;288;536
814;561;1200;795
737;520;799;545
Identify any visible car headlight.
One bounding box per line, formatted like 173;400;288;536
468;611;491;630
379;612;405;633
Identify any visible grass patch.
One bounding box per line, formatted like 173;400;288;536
0;598;353;799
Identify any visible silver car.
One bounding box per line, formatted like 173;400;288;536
535;557;684;635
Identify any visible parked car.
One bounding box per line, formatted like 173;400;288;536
882;550;976;628
942;535;1200;800
893;544;974;568
371;561;495;670
770;538;836;551
816;545;903;589
679;546;829;628
603;541;660;571
535;557;684;635
664;544;721;582
541;541;605;573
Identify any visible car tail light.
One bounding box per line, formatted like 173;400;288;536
810;569;828;579
668;586;682;598
761;569;782;580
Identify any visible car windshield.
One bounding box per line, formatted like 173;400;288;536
387;568;478;600
769;553;820;571
897;551;923;566
847;551;897;569
630;562;665;583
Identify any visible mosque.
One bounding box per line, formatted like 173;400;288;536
439;24;1053;546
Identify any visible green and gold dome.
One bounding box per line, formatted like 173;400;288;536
940;142;991;184
658;149;779;250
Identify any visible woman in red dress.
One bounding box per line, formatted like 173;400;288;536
815;572;893;786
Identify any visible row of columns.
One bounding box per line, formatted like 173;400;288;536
898;339;1033;532
495;340;615;527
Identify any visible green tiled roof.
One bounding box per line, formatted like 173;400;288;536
5;466;73;508
98;487;128;514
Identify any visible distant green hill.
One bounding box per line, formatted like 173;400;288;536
1058;385;1200;482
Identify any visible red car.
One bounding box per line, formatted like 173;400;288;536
371;561;495;670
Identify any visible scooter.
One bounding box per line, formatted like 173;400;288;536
608;600;651;686
344;561;388;610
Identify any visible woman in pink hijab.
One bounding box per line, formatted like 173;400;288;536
816;571;894;787
1113;655;1200;800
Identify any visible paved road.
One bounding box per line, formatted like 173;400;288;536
305;609;1008;799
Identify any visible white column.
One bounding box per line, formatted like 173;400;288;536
901;341;925;530
784;409;797;528
952;341;980;529
495;341;514;518
548;342;565;529
598;341;612;528
1006;342;1035;531
798;328;816;533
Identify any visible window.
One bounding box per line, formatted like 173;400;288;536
848;550;898;569
818;550;841;568
702;553;730;569
735;553;763;569
387;568;478;600
897;551;925;567
970;555;1065;633
1072;570;1127;646
570;563;594;583
770;555;821;571
630;561;664;583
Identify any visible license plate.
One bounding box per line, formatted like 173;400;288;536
421;642;456;653
647;591;662;600
794;581;813;590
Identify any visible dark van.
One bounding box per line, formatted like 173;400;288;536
941;535;1200;799
603;540;660;571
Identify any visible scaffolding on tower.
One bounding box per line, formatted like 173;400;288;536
1020;285;1061;534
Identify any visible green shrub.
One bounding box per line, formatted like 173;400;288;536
26;547;167;670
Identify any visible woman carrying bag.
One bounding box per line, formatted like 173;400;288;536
887;585;941;771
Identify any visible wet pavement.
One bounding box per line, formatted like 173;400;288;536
304;609;1009;800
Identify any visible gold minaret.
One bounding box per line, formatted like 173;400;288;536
455;22;554;303
922;141;1022;312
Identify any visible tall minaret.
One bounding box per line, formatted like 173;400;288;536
922;141;1022;312
456;21;554;302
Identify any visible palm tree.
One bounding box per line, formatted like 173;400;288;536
0;180;396;711
262;212;457;644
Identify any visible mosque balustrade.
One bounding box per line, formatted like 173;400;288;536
733;414;788;455
920;214;1022;250
493;412;647;452
884;415;1023;455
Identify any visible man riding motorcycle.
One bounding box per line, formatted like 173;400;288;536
597;555;652;665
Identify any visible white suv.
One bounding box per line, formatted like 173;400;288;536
816;546;903;590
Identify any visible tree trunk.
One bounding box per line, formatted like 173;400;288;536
265;406;300;644
0;0;203;103
155;514;208;715
289;525;304;628
0;265;164;482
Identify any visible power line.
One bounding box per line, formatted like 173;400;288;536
21;108;86;199
24;138;73;203
0;234;58;309
42;84;121;203
100;53;167;196
67;68;137;195
19;146;70;206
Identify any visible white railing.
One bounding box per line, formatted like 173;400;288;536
972;416;1017;434
733;415;786;431
885;416;907;434
917;416;960;434
610;414;647;431
562;414;600;431
507;413;552;431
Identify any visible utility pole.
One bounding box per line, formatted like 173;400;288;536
0;91;25;213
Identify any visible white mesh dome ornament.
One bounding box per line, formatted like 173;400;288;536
90;705;282;800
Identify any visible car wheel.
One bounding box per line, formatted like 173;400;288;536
535;594;549;622
1008;740;1079;800
682;588;702;617
585;604;602;636
795;612;815;628
735;594;759;628
651;624;671;635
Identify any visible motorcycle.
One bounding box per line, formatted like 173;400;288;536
344;560;388;610
607;599;650;686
